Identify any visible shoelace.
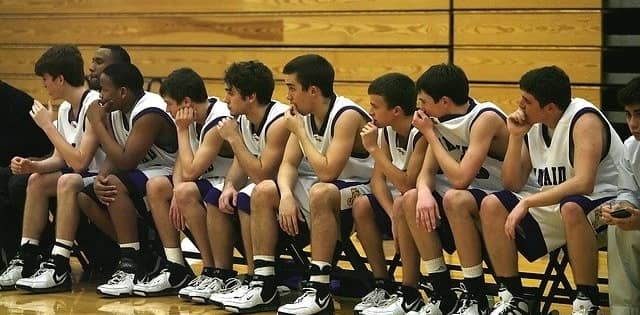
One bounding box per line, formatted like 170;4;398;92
1;259;23;276
360;288;391;307
186;274;210;288
294;286;318;303
216;278;243;294
30;262;55;278
376;293;400;307
107;270;130;285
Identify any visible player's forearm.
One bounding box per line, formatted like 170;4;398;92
177;130;198;180
502;135;527;191
33;154;67;173
371;152;413;193
297;134;333;180
371;178;394;215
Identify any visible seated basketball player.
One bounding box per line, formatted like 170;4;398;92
480;66;623;315
350;73;427;313
1;45;104;293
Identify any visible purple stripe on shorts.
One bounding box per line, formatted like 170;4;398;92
332;179;369;189
237;192;251;213
195;179;214;198
203;185;223;207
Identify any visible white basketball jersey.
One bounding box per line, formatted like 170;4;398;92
56;89;104;172
301;95;373;181
187;97;233;178
110;91;176;169
526;98;623;198
433;99;506;191
383;126;422;171
238;100;289;157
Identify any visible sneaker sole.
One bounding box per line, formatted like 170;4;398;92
0;284;17;291
224;299;279;314
278;304;334;315
96;288;133;297
16;281;71;294
132;288;180;297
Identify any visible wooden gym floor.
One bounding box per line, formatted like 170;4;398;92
0;236;610;314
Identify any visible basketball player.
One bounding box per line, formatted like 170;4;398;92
365;63;509;315
76;63;178;297
132;68;234;297
0;45;103;292
597;76;640;313
221;54;373;314
203;60;291;307
87;45;131;91
480;66;623;315
351;73;427;313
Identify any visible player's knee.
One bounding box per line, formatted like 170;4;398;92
401;188;417;216
251;180;278;213
26;172;46;189
560;202;586;227
443;189;473;217
479;194;502;223
309;182;339;213
146;176;171;199
57;173;83;193
351;195;371;223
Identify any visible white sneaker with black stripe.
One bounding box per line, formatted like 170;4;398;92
277;282;334;315
15;258;71;293
223;277;279;313
132;262;193;297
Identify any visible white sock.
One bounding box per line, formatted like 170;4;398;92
310;260;331;284
254;255;275;277
164;247;184;265
462;264;483;279
21;237;39;246
424;256;447;274
120;242;140;251
51;239;74;258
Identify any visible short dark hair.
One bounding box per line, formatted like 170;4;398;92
102;63;144;92
415;63;469;105
160;68;207;103
223;60;274;105
99;45;131;64
368;73;416;115
283;54;334;98
519;66;572;111
34;44;85;87
617;76;640;109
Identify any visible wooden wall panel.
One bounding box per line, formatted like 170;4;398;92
470;84;601;114
454;0;601;9
0;13;449;46
5;75;600;116
454;11;601;46
0;46;448;83
0;0;450;13
455;48;601;84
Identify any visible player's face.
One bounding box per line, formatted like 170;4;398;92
41;73;63;100
369;94;394;127
223;85;248;117
164;96;181;118
518;91;543;124
284;73;313;115
625;104;640;140
88;48;114;90
416;90;444;118
98;73;123;112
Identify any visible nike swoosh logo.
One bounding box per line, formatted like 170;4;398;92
402;298;420;311
54;272;67;284
317;294;330;308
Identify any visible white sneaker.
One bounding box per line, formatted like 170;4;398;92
0;258;25;290
15;258;71;293
491;296;529;315
180;275;219;303
223;280;279;313
363;295;424;315
209;277;249;306
132;265;192;297
97;270;136;297
277;284;333;315
490;287;513;315
452;286;488;315
571;293;602;315
354;287;393;314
